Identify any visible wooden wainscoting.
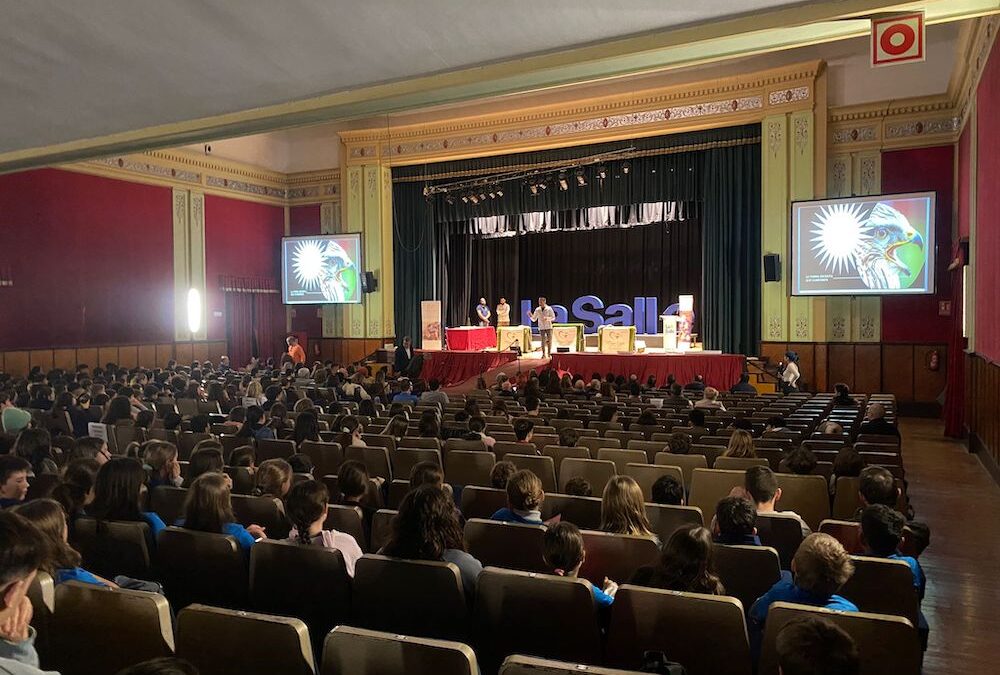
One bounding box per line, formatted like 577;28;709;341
760;341;948;410
0;341;228;377
317;338;386;367
965;352;1000;477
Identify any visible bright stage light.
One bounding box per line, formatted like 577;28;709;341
187;288;202;334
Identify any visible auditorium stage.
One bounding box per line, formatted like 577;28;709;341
418;348;745;389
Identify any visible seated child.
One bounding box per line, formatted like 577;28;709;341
650;474;684;506
776;617;859;675
491;470;544;524
0;456;30;509
564;477;593;497
543;521;617;607
285;480;363;577
489;461;517;490
15;498;115;587
712;496;761;546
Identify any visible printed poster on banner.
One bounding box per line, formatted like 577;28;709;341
421;300;442;351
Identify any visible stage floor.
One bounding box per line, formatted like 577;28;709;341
418;348;745;389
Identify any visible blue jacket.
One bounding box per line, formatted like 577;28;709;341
490;507;543;525
55;567;107;587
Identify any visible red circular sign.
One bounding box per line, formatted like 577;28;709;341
880;23;915;56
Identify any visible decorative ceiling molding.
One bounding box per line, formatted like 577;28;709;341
829;14;999;152
61;150;340;206
339;61;821;166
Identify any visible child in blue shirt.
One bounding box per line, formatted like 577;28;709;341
749;533;858;660
543;521;617;608
16;499;113;588
712;495;762;546
491;469;545;524
179;472;266;553
88;457;168;547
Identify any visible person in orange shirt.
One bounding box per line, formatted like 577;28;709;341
286;335;306;366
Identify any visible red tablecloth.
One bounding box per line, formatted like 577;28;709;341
445;326;497;351
549;352;746;389
417;350;517;387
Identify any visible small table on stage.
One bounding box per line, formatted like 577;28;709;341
446;326;497;351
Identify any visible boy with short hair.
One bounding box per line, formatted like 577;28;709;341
0;511;54;673
713;496;760;545
0;456;31;509
558;427;580;448
650;474;684;506
749;534;857;648
855;466;930;555
563;477;593;497
776;617;859;675
491;469;544;524
514;418;535;445
860;504;925;597
744;465;811;537
489;461;517;490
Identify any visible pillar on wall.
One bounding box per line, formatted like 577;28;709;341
966;99;978;352
320;201;344;337
823;151;882;343
788;110;818;342
172;188;207;343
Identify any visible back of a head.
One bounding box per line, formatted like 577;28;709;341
833;447;865;478
668;432;691;455
0;510;49;590
598;404;617;422
91;457;146;521
745;465;778;504
514;418;534;441
338;460;370;499
468;416;486;434
253;458;293;498
860;503;905;556
859;466;897;507
563;476;593;497
384;484;463;560
183;472;233;533
767;416;786;429
285;480;329;543
429;378;440;391
670;382;683;396
689;408;705;427
188;447;224;482
704;387;719;401
776;617;860;675
601;475;651;536
558;427;580;448
714;496;756;540
657;524;721;594
543;521;585;574
786;446;818;475
490;461;517;490
651;474;684;506
507;469;544;511
114;656;201;675
409;461;444;490
724;429;756;458
867;402;886;420
792;533;855;597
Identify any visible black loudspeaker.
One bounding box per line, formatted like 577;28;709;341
763;254;781;282
360;271;378;293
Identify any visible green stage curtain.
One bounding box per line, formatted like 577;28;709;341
392;124;760;354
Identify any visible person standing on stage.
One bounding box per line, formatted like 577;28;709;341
529;297;556;358
496;297;511;327
394;336;413;374
476;298;491;326
286;335;306;366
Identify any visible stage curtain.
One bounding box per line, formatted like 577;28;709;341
445;220;701;329
225;292;255;368
392;124;761;353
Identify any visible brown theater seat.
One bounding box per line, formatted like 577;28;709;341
26;573;55;668
645;503;703;542
625;464;683;502
579;436;620;453
149;485;188;527
362;434;397;452
73;517;152;580
177;604;316;675
714;544;782;613
476;567;602;673
654;453;708;490
51;582;174;675
578;530;659;587
558;457;615;493
756;513;805;569
626;439;669;463
460;485;508;520
597;448;646;474
501;655;646;674
352;554;470;642
156;526;248;609
371;509;396;551
713;456;769;471
249;540;352;648
840;555;921;625
507;454;558;492
391;447;442;478
231;494;291;539
445;450;496;487
445;438;489;455
606;585;751;675
324;504;367;551
758;602;920;675
541;493;603;530
688;469;745;521
465;518;548;572
541;446;591;480
322;626;478;675
774;473;830;530
256;438;297;462
346;445;392;480
178;431;214;460
299;441;344;477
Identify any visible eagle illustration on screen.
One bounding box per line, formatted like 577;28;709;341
291;239;359;303
810;201;925;290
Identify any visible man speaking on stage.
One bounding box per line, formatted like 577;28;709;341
529;296;556;358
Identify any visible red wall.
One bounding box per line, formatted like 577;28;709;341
288;204;324;339
203;195;286;350
880;145;954;344
976;37;1000;362
0;169;174;350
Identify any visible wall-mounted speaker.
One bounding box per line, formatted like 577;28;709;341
360;271;378;293
763;254;781;282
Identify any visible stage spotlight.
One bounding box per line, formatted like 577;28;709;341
187;288;202;334
479;191;487;201
461;194;469;204
622;161;630;175
575;168;587;187
469;194;479;204
496;186;504;197
488;189;496;199
558;172;569;191
539;180;548;190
